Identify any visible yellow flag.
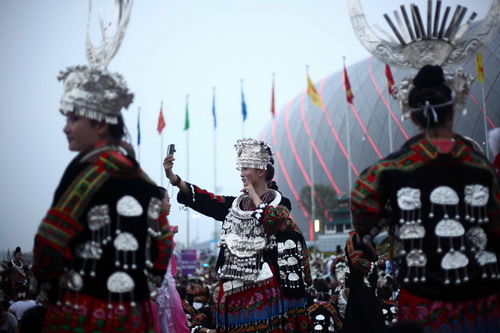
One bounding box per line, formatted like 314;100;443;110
476;52;485;84
307;75;323;108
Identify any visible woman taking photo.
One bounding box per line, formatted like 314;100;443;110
164;138;311;332
351;65;500;331
32;65;172;332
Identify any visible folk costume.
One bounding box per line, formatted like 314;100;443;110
32;2;173;331
177;139;311;333
340;232;386;333
351;134;500;331
155;230;190;333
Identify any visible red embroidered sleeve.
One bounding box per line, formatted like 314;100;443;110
346;233;373;275
351;163;384;236
33;208;85;280
152;211;173;274
254;203;291;234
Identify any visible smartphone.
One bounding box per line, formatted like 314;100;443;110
167;144;176;156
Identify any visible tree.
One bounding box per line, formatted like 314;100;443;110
300;184;339;223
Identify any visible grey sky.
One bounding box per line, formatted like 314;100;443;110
0;0;491;253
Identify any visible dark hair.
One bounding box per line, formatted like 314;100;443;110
265;144;279;190
14;247;21;255
19;305;47;333
157;186;167;199
16;284;29;300
409;65;453;128
90;115;135;156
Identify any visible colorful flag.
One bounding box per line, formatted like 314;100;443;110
271;75;275;118
343;66;354;104
241;86;247;121
307;75;323;108
183;96;190;131
212;88;217;129
385;64;397;98
476;52;485;84
157;104;166;134
137;107;141;145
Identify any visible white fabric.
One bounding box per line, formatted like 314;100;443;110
8;299;37;320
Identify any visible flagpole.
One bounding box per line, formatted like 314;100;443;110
137;106;141;163
343;57;354;228
213;87;218;246
160;100;164;187
186;94;191;248
306;65;317;242
386;76;394;153
481;83;490;159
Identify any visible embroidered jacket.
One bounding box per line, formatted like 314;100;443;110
33;142;173;305
177;183;312;296
351;134;500;301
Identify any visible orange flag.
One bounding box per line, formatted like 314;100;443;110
157;105;166;134
385;64;396;97
343;66;354;104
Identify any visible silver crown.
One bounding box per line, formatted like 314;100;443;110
348;0;498;118
348;0;500;69
58;0;134;124
235;138;272;171
58;66;133;124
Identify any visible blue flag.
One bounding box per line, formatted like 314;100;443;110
241;87;247;121
137;107;141;146
212;88;217;129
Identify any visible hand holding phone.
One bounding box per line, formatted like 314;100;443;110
167;144;176;156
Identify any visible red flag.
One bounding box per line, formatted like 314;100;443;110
385;64;396;97
157;106;166;134
343;66;354;104
271;76;275;117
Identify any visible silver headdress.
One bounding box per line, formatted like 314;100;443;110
348;0;500;118
348;0;500;69
235;138;272;171
397;68;474;120
58;0;134;124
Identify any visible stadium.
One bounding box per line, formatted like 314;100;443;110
260;28;500;250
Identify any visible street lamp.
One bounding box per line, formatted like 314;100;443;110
314;219;321;233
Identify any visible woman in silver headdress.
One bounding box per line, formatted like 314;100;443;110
350;65;500;331
32;64;173;333
164;138;312;333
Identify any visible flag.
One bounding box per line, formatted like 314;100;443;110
241;86;247;121
212;88;217;129
183;96;190;131
343;66;354;104
137;107;141;146
307;75;323;108
476;52;485;84
157;104;166;134
271;76;275;118
385;64;397;98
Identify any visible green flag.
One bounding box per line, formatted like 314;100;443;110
183;95;190;130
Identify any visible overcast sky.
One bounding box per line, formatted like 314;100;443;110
0;0;492;254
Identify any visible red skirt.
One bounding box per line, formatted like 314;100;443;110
42;291;155;333
217;277;284;333
398;288;500;332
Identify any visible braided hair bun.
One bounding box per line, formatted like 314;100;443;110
409;65;453;127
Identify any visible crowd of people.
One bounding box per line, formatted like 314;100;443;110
0;240;401;333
